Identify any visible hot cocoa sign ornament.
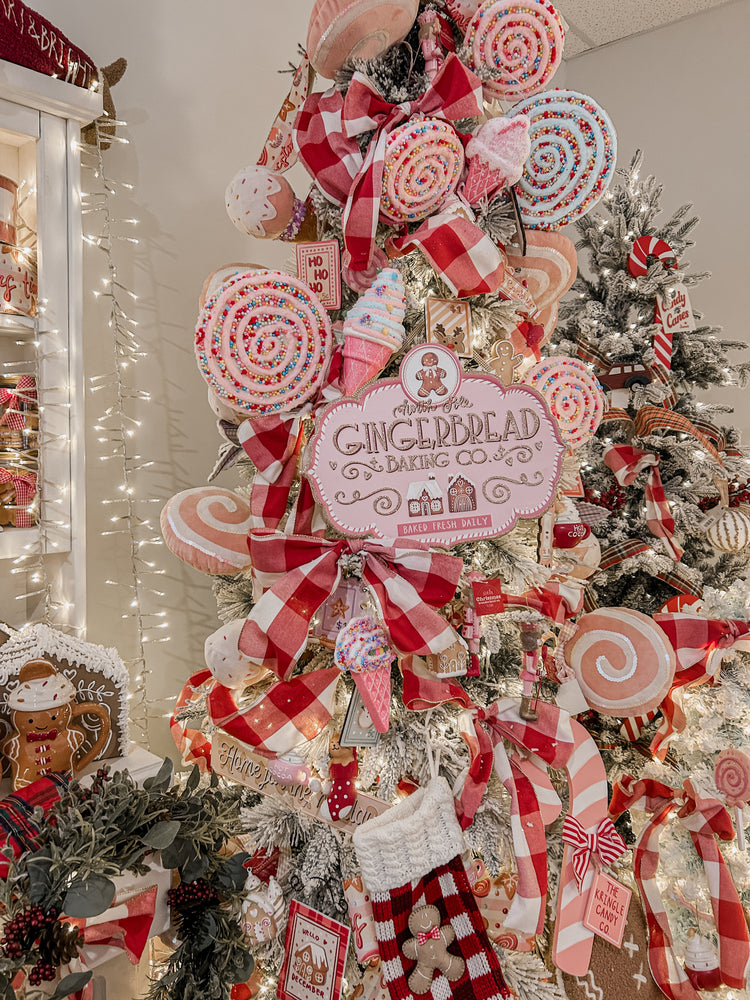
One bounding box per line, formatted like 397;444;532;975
307;344;564;546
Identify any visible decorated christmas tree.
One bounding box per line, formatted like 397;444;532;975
155;4;750;1000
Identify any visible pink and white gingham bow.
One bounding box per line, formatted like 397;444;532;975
603;442;683;561
561;814;626;890
294;53;484;275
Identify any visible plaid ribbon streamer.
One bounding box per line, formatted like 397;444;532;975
647;614;750;760
633;405;723;464
239;531;463;681
170;669;214;771
294;53;483;272
0;374;36;430
610;776;750;997
0;467;36;527
603;443;683;560
470;576;584;624
561;815;626;890
598;538;651;570
386;207;506;298
0;773;68;877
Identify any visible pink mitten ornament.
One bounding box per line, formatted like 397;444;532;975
463;116;530;205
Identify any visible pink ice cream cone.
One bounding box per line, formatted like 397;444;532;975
352;664;392;734
334;616;395;734
463;115;531;206
342;268;406;395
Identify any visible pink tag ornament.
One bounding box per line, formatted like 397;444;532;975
583;871;632;948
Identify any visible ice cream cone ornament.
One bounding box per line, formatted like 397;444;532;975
334;616;396;733
342;268;406;395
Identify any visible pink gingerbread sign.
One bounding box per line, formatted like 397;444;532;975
306;344;564;546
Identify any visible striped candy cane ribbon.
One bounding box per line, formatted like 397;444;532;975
610;775;750;997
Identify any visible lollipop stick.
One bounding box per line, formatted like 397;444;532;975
736;805;746;851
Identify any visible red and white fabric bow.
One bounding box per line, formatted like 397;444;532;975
417;927;442;945
603;442;683;560
0;467;36;527
470;575;585;624
561;815;626;890
610;775;750;999
646;614;750;760
294;54;492;284
0;374;35;429
239;530;463;681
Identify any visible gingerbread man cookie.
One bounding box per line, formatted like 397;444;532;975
2;658;111;790
402;904;465;994
415;352;448;399
488;339;523;385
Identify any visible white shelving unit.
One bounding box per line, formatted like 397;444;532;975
0;59;101;635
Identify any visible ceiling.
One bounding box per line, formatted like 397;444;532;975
556;0;735;57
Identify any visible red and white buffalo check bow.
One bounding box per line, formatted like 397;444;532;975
603;442;683;561
610;775;750;998
0;374;35;430
0;467;36;527
294;53;483;274
561;815;626;890
239;531;463;681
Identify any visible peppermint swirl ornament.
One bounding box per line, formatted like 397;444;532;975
524;357;603;449
715;749;750;808
464;0;565;102
507;90;617;229
195;269;332;416
160;487;254;575
380;118;464;224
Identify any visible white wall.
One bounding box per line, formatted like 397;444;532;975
25;0;749;759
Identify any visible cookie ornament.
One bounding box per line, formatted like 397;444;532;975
402;904;465;994
562;608;676;718
2;659;111;790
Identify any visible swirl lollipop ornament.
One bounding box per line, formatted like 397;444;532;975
507;89;617;229
715;748;750;850
523;357;604;450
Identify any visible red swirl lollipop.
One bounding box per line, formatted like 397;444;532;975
715;748;750;849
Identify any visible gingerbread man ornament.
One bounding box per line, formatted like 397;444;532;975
402;904;465;994
2;658;111;790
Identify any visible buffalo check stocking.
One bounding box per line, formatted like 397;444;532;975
352;778;510;1000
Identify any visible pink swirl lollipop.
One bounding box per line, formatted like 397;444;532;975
160;487;253;575
524;357;604;449
507;90;616;230
715;748;750;849
195;269;332;417
380;118;464;224
464;0;565;102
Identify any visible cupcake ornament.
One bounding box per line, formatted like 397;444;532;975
342;268;406;395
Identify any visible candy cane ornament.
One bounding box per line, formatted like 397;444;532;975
626;236;682;370
171;670;215;771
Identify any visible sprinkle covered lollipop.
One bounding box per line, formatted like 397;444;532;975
342;268;406;395
335;616;395;733
380;118;464;224
195;269;332;417
524;357;604;450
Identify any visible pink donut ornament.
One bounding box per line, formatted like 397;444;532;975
195;269;332;417
204;619;270;689
306;0;419;79
225;166;297;239
626;235;677;279
563;608;676;718
160;487;253;575
379;118;464;224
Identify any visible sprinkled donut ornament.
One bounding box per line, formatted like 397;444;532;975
714;747;750;850
523;357;604;450
464;0;565;103
194;269;332;417
626;235;677;278
507;90;616;229
160;486;254;575
562;607;676;718
335;617;396;734
379;118;465;224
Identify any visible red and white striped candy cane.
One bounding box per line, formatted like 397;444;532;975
171;670;215;771
627;235;678;278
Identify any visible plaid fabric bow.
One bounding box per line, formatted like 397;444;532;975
0;467;37;527
603;442;683;561
294;53;483;273
417;927;442;945
239;531;463;681
561;815;626;890
470;576;584;624
610;775;750;998
0;374;35;429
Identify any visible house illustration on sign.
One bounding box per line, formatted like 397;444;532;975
293;942;329;987
407;476;444;518
447;473;477;513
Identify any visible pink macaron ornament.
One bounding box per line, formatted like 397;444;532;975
306;0;419;79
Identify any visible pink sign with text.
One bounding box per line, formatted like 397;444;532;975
306;344;564;546
583;871;631;947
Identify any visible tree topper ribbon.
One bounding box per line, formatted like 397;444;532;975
603;442;683;561
239;530;463;681
561;815;626;890
610;775;750;998
294;53;483;274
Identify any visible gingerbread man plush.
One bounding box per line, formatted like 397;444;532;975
319;733;358;823
402;904;465;994
2;658;111;790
